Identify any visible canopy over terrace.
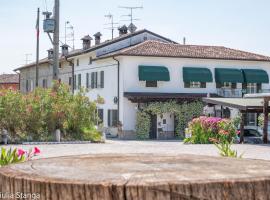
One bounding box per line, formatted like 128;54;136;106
203;97;270;143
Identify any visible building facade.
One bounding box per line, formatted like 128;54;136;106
69;37;270;139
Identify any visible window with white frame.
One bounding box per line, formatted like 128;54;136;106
223;82;232;89
247;83;257;94
190;81;201;88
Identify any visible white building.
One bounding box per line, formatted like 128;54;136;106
67;29;270;139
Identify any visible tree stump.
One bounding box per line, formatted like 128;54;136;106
1;154;270;200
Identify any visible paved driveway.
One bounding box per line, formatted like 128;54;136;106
2;139;270;160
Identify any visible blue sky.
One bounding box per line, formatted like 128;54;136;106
1;0;270;73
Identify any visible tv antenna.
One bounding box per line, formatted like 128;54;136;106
119;6;143;25
104;13;119;39
24;53;32;64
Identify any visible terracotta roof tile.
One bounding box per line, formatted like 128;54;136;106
0;74;19;84
104;40;270;61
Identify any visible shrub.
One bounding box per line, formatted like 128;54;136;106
136;111;151;140
0;83;99;142
184;117;238;144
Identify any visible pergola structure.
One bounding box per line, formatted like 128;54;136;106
203;96;270;144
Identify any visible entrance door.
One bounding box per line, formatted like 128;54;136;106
150;114;157;139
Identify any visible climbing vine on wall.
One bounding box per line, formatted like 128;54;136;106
135;101;204;139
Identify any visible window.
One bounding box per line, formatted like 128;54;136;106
76;59;80;66
108;109;118;127
68;77;72;86
216;82;236;89
223;82;232;88
190;81;201;88
26;80;33;92
89;57;93;65
146;81;157;87
42;79;48;88
184;82;206;88
78;74;81;88
247;83;257;94
97;109;104;124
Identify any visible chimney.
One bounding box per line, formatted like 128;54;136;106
93;32;102;45
61;44;69;56
128;23;137;33
47;49;54;59
81;35;93;50
118;25;128;36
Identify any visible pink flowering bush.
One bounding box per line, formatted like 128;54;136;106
0;147;40;167
184;116;239;144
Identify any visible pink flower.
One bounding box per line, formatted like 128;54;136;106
34;147;41;155
17;149;26;157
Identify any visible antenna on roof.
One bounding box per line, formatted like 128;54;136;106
104;13;119;40
119;6;143;32
24;53;32;64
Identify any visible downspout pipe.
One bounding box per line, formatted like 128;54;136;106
113;57;120;123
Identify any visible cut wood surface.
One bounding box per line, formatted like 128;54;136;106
1;154;270;200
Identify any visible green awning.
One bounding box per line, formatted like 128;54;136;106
138;66;170;81
215;68;244;83
183;67;213;82
242;69;269;83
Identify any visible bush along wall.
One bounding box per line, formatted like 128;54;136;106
135;101;204;139
0;82;101;143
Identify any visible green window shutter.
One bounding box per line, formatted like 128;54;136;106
112;110;118;127
26;80;29;92
95;72;98;88
100;71;104;88
257;83;262;93
98;109;104;124
108;110;111;127
184;82;190;88
74;75;77;90
78;74;81;88
200;82;206;88
91;72;95;89
86;73;89;88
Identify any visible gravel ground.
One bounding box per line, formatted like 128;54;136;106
2;139;270;160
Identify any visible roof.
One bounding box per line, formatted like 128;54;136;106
14;49;81;71
203;97;269;112
98;40;270;62
67;29;177;58
0;74;19;84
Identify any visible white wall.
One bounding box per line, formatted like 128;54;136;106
74;55;118;127
120;56;270;131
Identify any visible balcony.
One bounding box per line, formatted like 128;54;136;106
216;89;243;98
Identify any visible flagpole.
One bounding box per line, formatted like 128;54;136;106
35;7;40;88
